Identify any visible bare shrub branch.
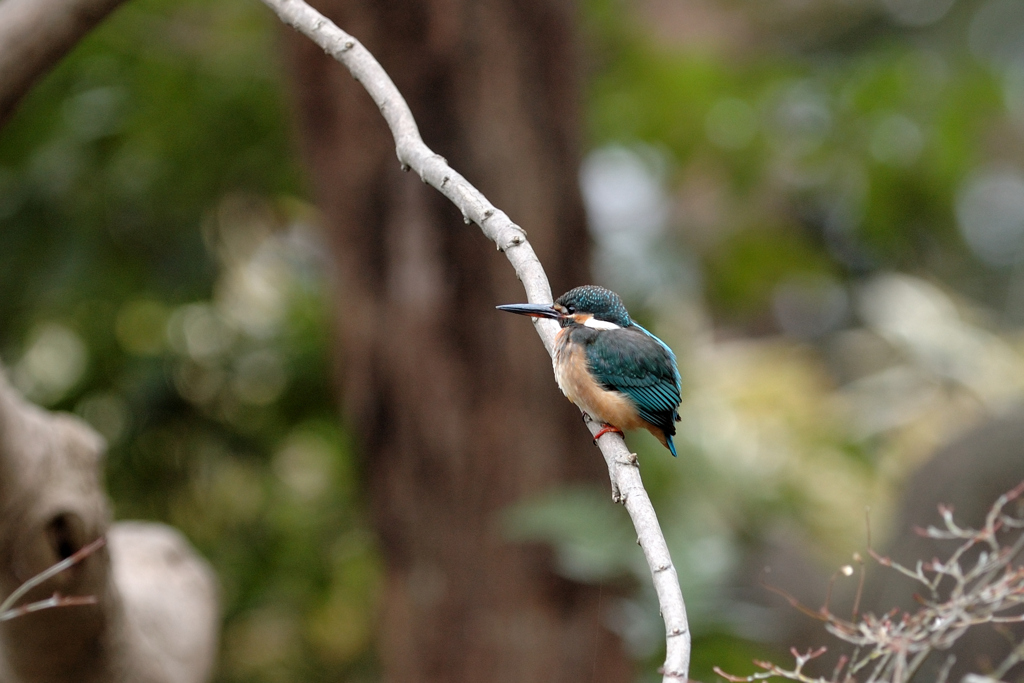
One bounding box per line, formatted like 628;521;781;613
721;481;1024;683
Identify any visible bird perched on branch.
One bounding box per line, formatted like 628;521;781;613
497;285;682;456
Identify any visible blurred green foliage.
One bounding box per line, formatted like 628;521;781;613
570;0;1024;678
5;0;1024;681
584;0;1013;321
0;1;378;681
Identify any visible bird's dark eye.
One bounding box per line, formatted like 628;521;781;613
565;304;575;313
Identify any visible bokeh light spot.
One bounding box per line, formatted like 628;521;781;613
869;114;924;167
883;0;957;27
273;430;336;501
167;303;235;362
956;167;1024;266
13;322;88;405
232;348;287;406
76;392;129;444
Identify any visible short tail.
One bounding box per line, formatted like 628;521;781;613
645;422;679;457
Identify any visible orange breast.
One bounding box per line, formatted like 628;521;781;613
553;330;646;432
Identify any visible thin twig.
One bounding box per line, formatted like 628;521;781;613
0;593;99;621
935;655;956;683
760;578;831;621
0;536;105;619
257;1;691;680
852;553;866;621
994;638;1024;679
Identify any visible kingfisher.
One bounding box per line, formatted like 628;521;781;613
497;285;682;456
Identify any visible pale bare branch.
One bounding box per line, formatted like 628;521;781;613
257;0;691;679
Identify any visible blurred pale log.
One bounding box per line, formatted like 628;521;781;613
0;0;130;126
0;371;219;683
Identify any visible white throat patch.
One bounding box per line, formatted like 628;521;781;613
583;317;621;330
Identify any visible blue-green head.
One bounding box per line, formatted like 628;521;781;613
554;285;631;328
496;285;632;329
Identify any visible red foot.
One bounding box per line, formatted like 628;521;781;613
594;424;624;441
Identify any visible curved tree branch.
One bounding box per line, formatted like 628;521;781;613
259;1;691;679
0;0;130;127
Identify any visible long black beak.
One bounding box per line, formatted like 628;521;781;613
495;302;562;319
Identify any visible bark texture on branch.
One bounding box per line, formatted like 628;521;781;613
271;0;689;680
0;371;219;683
0;0;130;127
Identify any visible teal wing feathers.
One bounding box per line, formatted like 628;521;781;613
584;325;681;454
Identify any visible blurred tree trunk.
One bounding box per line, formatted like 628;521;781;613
283;1;631;681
